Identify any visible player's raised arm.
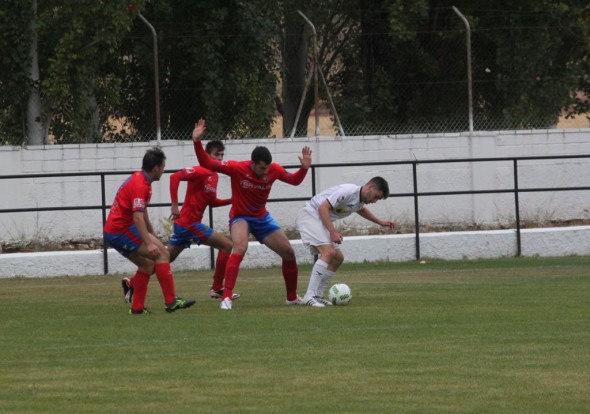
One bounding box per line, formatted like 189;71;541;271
192;119;206;141
280;145;312;186
191;119;218;171
298;146;312;169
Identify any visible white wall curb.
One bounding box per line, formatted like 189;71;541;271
1;226;588;278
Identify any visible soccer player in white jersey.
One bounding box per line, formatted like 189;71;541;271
296;177;395;307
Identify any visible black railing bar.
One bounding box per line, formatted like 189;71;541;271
0;169;185;180
0;206;109;214
0;172;112;180
282;154;590;169
5;185;590;215
0;199;309;215
413;186;590;197
412;154;590;164
517;186;590;193
383;187;590;199
262;197;315;203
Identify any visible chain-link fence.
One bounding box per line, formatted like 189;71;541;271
3;4;589;145
113;17;590;142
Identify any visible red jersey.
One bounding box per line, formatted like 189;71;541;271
104;171;152;234
169;166;231;227
194;141;308;219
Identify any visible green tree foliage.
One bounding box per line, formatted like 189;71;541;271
0;0;147;145
279;5;310;137
277;0;358;137
1;0;589;144
44;0;149;144
0;0;34;145
333;0;590;133
467;1;590;129
112;0;279;141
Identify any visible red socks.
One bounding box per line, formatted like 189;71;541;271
211;250;231;291
282;258;299;301
154;262;176;304
223;253;243;299
220;255;298;301
130;270;150;312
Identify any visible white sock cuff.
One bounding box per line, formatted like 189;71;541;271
315;259;329;269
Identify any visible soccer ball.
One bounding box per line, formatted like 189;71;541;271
328;283;352;306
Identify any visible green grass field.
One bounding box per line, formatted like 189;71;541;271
1;257;589;413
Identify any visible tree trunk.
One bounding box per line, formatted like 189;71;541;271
281;12;309;137
85;95;101;143
26;0;47;145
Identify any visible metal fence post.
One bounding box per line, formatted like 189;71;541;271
413;162;421;260
101;173;109;274
293;10;345;138
513;159;522;256
452;6;474;135
137;13;162;143
208;205;215;269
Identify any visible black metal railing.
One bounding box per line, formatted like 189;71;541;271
2;154;590;274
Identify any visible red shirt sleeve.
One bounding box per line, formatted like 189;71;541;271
210;197;232;208
130;174;150;213
194;141;218;170
193;140;239;176
276;164;309;186
169;170;186;204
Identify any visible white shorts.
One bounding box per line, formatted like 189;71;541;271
295;208;340;255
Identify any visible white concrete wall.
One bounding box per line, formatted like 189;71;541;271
2;226;589;278
1;129;590;245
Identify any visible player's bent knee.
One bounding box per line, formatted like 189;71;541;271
158;247;170;262
280;247;296;261
232;246;248;256
321;247;341;264
136;257;155;274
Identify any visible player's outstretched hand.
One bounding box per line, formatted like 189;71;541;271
192;119;206;141
169;204;180;220
298;146;312;169
329;229;343;244
380;220;395;230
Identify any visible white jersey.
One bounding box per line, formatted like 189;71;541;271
304;183;364;221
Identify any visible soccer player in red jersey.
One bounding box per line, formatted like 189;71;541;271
191;119;312;310
167;140;240;300
104;147;196;314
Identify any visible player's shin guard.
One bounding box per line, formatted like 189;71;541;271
212;250;231;291
130;270;150;312
317;268;335;298
282;258;299;301
154;262;176;304
306;259;329;298
222;253;243;299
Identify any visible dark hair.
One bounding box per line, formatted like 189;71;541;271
251;146;272;164
205;140;225;154
368;176;390;199
142;147;166;172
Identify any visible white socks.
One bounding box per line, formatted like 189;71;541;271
305;259;335;299
317;267;334;297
